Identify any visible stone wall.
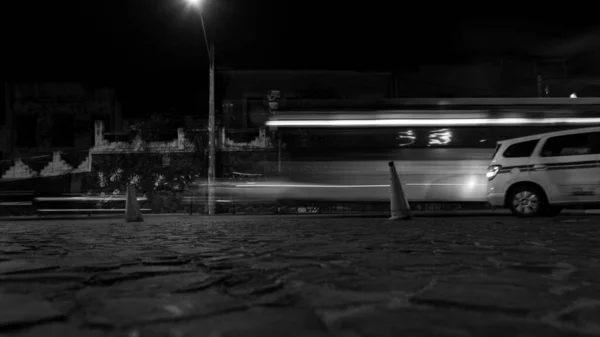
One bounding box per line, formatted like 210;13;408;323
1;115;288;213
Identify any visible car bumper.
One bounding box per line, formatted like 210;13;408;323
487;192;505;208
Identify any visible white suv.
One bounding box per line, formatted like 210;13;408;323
487;126;600;217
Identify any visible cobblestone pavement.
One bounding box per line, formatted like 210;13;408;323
1;214;599;337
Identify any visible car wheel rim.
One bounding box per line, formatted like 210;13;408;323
513;191;539;214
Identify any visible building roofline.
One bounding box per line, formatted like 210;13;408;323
216;69;393;76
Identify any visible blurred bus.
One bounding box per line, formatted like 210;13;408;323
229;98;600;203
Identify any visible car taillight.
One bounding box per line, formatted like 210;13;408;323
486;165;502;181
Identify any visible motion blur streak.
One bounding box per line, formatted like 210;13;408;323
428;129;452;146
219;157;491;202
235;184;388;188
35;196;148;201
397;130;416;147
267;117;600;127
233;183;487;188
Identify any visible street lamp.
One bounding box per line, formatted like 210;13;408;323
186;0;216;215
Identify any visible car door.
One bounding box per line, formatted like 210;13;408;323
591;132;600;201
528;131;600;204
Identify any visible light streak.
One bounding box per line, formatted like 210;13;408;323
36;209;152;212
397;130;416;147
232;183;487;188
267;117;600;127
428;128;452;146
35;196;148;202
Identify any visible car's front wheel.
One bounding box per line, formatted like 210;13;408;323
508;185;547;217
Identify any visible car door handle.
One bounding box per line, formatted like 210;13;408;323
533;164;548;171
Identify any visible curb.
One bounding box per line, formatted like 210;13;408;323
1;209;598;222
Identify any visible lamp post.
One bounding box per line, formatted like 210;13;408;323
187;0;216;215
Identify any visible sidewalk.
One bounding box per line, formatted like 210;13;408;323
1;215;599;336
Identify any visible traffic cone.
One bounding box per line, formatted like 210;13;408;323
388;161;411;220
125;184;144;222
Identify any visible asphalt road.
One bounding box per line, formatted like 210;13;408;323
1;214;599;336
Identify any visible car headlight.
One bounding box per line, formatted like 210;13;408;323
486;165;502;181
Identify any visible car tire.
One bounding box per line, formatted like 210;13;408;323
508;185;548;217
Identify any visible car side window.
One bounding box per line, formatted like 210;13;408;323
589;132;600;154
541;132;600;157
502;139;539;158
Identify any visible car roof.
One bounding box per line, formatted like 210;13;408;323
498;126;600;146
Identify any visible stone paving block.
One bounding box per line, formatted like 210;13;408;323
134;307;333;337
138;254;190;266
166;245;222;256
248;260;295;271
0;278;83;307
0;293;66;329
291;283;411;309
356;253;456;270
325;272;428;293
413;281;563;315
226;275;284;298
541;298;600;335
324;306;583;337
1;323;107;337
58;258;128;272
280;267;346;284
0;272;87;283
76;272;220;299
83;265;198;286
114;265;196;276
0;260;58;275
0;215;599;336
0;245;31;254
83;291;246;328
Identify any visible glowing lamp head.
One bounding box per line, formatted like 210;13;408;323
186;0;203;6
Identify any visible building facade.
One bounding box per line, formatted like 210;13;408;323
1;82;121;160
218;70;395;129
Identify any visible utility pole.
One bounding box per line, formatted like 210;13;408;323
183;0;216;215
207;42;216;215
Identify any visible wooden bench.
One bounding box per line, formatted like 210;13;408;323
35;194;152;216
0;190;35;214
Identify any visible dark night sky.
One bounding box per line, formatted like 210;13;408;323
5;1;600;76
3;1;600;112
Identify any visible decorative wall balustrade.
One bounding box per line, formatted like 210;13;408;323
218;127;275;151
1;151;92;181
91;121;195;154
0;121;278;182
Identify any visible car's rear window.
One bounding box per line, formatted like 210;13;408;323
502;139;539;158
